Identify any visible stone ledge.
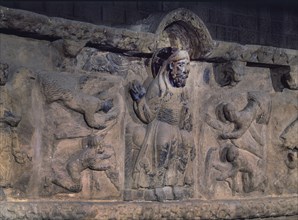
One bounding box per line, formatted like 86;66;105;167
0;5;157;54
0;196;297;219
202;41;298;66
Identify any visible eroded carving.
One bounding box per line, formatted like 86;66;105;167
52;134;119;193
0;5;297;218
273;118;298;194
126;48;195;201
282;66;298;90
213;61;246;87
0;64;29;200
204;92;271;196
38;71;116;129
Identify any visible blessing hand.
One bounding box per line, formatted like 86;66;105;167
129;80;146;102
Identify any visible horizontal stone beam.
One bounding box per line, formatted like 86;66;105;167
0;196;297;219
0;6;297;66
202;41;298;66
0;6;157;54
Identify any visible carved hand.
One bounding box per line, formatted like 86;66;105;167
129;80;146;102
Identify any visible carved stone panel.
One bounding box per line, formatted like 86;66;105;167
0;5;297;219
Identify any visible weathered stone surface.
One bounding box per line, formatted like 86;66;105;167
0;5;297;219
0;6;156;54
0;196;297;220
203;41;298;66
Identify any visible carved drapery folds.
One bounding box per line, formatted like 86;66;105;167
126;48;195;201
0;5;297;219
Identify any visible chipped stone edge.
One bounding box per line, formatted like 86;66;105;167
0;196;297;219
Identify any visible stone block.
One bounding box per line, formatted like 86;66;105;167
271;34;285;48
192;7;210;23
270;6;284;21
102;5;126;25
239;29;258;44
137;1;163;13
205;23;217;39
196;1;221;10
259;31;271;46
232;14;258;31
286;35;298;50
284;19;298;35
259;18;272;33
45;1;74;18
73;2;102;24
216;26;239;42
144;189;156;201
221;3;258;16
125;9;143;25
163;186;174;200
209;9;233;26
271;21;284;35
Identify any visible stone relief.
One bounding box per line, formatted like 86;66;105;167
204;92;271;196
273;118;298;194
52;134;119;193
38;71;116;130
0;5;297;219
213;61;246;87
0;64;30;200
126;48;195;201
38;67;123;197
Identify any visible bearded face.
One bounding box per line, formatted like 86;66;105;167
169;58;190;88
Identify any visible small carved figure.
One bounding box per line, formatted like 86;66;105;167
129;48;195;201
214;61;246;87
52;135;119;193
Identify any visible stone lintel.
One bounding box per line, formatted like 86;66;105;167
0;196;297;219
0;6;157;54
202;41;298;66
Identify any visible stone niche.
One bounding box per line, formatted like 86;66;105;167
0;6;297;220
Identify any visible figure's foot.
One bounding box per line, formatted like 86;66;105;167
52;178;82;193
69;184;82;193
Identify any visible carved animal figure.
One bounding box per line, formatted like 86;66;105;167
219;92;271;140
38;71;115;129
216;144;267;194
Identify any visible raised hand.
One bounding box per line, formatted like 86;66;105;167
129;80;146;102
